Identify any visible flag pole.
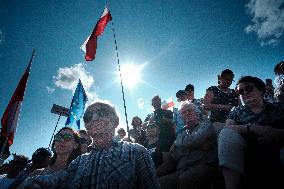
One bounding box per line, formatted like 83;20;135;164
0;49;36;159
48;115;61;148
111;22;130;140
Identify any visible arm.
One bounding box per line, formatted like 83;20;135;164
135;145;161;189
203;90;233;112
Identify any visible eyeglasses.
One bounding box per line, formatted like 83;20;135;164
54;133;73;142
237;85;254;95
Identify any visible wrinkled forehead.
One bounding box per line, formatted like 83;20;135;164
84;103;117;123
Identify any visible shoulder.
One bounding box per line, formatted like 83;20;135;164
207;86;217;91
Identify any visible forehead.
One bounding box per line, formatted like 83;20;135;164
59;129;74;135
238;82;255;89
221;74;234;79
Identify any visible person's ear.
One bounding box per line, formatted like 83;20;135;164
218;75;221;84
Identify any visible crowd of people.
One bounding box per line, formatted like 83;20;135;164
0;61;284;189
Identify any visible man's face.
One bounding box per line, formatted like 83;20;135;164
152;97;161;110
220;74;234;88
237;82;263;107
185;90;194;100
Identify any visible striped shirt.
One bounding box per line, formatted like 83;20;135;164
33;141;160;189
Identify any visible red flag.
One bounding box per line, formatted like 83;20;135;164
1;52;34;147
81;6;112;61
162;97;175;110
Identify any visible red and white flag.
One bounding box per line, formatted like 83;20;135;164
81;6;112;61
162;97;175;111
1;58;33;147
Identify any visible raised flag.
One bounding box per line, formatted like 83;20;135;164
81;6;112;61
65;80;87;129
1;50;35;147
161;97;175;111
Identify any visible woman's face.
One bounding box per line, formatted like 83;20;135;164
179;107;199;127
54;129;78;155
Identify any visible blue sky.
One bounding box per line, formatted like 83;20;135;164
0;0;283;159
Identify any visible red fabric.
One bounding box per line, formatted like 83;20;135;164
85;7;112;61
1;62;31;146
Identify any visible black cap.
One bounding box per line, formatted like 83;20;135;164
220;69;234;77
185;84;194;91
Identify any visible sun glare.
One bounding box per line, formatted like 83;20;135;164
117;63;145;90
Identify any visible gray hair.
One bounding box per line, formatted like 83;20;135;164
83;102;119;127
179;101;203;119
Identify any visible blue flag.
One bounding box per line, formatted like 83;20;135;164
65;80;87;129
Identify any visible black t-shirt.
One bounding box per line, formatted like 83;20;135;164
208;86;239;123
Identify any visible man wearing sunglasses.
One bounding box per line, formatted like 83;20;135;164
25;102;160;189
218;76;284;189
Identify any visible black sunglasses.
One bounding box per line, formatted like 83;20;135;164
237;85;254;95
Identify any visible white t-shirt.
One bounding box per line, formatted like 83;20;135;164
0;174;14;189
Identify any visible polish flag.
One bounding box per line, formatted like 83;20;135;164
81;6;112;61
162;97;175;111
1;51;34;147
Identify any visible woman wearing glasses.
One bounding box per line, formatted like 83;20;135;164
218;76;284;189
17;127;81;188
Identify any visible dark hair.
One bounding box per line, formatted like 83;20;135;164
32;148;52;164
131;116;142;126
176;90;187;98
185;84;194;91
50;127;81;166
237;76;266;93
274;61;284;75
221;69;234;77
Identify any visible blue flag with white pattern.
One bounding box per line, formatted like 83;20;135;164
65;80;87;129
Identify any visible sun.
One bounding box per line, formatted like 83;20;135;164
117;63;145;90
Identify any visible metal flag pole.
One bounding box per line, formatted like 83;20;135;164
49;104;69;148
111;22;130;140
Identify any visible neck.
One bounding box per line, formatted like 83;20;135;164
218;84;229;91
249;101;265;113
52;153;70;169
94;138;114;149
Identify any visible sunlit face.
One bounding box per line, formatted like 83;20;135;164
219;74;234;88
54;129;78;156
186;90;194;101
132;117;142;127
85;117;115;145
179;106;199;127
152;96;161;110
237;82;263;107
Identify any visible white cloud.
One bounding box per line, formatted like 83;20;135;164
137;98;146;109
53;63;97;104
46;86;55;93
245;0;284;46
0;30;4;45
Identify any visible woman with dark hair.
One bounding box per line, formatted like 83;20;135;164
203;69;239;123
17;127;81;188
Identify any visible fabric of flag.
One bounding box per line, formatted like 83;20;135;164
81;6;112;61
161;97;175;110
1;61;32;147
65;80;87;129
